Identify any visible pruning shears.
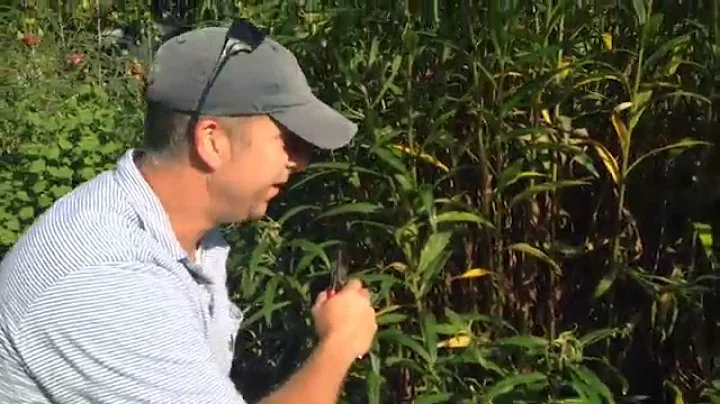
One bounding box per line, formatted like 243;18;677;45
328;249;348;298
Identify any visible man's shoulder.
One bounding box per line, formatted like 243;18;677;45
0;167;183;331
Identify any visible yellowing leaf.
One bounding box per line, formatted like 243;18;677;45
437;334;471;348
593;142;621;184
541;109;552;124
611;110;630;157
452;268;492;280
391;144;449;172
386;262;407;273
557;58;571;80
602;32;613;50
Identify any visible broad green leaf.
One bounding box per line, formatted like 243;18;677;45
373;147;410;175
28;159;46;174
418;231;453;295
496;334;549;350
508;243;562;275
378;329;432;363
421;312;438;363
18;206;34;220
573;365;615;403
594;272;616;298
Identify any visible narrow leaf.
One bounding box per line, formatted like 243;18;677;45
483;372;549;400
435;211;495;229
508;243;562;275
316;202;380;220
591;142;621;184
452;268;492;280
611;110;630;158
626;140;711;178
414;393;454;404
509;180;589;208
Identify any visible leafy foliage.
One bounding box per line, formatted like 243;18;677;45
2;1;720;403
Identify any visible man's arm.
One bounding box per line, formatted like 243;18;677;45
14;265;246;404
258;280;377;404
257;336;353;404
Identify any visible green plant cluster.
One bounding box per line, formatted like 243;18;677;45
2;1;720;403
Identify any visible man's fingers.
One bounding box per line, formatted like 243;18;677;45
342;278;364;292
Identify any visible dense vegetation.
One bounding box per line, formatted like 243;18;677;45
1;1;719;403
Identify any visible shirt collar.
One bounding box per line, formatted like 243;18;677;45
113;148;229;271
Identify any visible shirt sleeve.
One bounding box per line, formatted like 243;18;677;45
14;265;247;404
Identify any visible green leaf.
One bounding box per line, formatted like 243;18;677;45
509;180;589;208
418;231;453;296
579;329;619;348
594;272;616;298
316;202;380;220
483;372;549;401
496;334;549;350
376;313;408;325
277;205;321;225
643;34;690;72
18;206;34;220
573;365;615;403
262;276;281;326
414;393;453;404
50;185;72;198
507;243;562;275
373;147;410;175
435;211;495;230
378;329;432;363
626;140;711;178
421;312;438;364
28;159;46;174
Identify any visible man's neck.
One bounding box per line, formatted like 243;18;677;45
135;151;215;259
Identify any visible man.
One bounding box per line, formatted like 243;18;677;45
0;21;378;403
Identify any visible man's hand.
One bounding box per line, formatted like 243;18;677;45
257;279;378;404
311;279;377;363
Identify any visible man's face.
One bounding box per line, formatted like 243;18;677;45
203;115;312;224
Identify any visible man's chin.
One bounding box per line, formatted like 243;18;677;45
247;204;269;221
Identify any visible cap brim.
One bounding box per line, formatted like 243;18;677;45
270;98;357;150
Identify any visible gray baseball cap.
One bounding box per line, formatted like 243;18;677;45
144;24;357;150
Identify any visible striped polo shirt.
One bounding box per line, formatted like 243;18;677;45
0;149;248;403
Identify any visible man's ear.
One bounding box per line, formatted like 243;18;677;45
192;117;231;171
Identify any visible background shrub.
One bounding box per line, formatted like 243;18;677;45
1;1;719;403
